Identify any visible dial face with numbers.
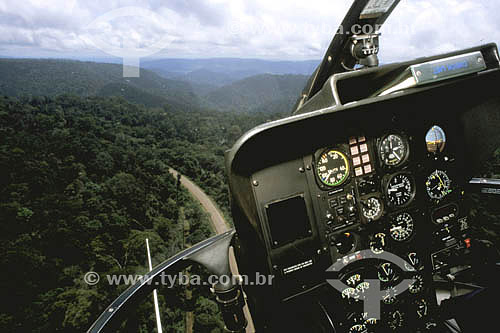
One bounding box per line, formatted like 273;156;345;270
390;212;414;242
370;233;387;254
378;262;397;283
409;274;425;294
426;170;452;200
349;324;367;333
405;252;422;271
316;149;350;187
388;310;404;330
415;299;428;319
379;134;408;166
386;173;415;207
362;197;383;221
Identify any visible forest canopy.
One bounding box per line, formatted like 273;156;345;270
0;94;280;332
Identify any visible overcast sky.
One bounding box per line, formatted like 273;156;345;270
0;0;499;63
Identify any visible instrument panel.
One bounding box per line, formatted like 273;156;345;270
304;127;465;331
253;122;470;332
226;48;500;332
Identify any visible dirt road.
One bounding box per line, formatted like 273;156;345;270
169;169;255;332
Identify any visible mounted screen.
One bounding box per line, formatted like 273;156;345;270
266;195;311;248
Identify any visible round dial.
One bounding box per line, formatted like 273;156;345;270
370;233;387;254
386;173;415;207
426;170;452;200
316;149;349;187
390;212;414;242
426;125;446;153
342;287;358;300
379;134;408;166
356;281;370;295
405;252;422;271
346;273;362;287
388;310;404;330
378;262;397;283
415;299;428;319
349;324;367;333
365;318;378;328
362;197;383;221
382;287;397;305
409;274;424;294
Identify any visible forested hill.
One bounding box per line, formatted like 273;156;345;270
0;58;310;114
204;74;308;113
0;59;200;110
0;94;280;332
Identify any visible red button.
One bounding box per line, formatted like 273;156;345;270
464;238;471;248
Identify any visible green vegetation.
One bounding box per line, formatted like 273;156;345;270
0;94;280;332
0;59;308;115
204;74;307;113
0;59;201;110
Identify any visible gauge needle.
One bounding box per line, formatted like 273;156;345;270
393;151;401;161
436;171;445;188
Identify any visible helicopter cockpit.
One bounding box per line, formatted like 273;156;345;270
87;1;500;332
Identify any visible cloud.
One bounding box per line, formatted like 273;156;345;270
0;0;498;62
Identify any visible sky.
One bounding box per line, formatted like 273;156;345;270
0;0;499;64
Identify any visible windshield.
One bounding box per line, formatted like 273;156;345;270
0;1;498;333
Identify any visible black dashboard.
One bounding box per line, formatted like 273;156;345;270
250;121;470;332
225;45;500;333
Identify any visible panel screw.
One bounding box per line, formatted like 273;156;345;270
299;167;305;173
252;180;259;186
416;71;422;76
478;57;483;63
306;165;311;170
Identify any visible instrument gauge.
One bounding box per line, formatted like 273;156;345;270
370;233;387;254
365;318;378;329
389;212;414;242
356;282;370;295
346;274;362;287
426;125;446;153
349;324;367;333
409;274;425;294
342;287;359;300
388;310;404;330
415;299;428;319
405;252;422;271
316;149;350;187
426;170;452;200
379;134;408;167
382;287;398;305
378;262;398;283
386;173;415;207
362;197;383;221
